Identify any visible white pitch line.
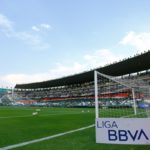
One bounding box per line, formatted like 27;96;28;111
0;111;89;119
0;124;95;150
0;115;32;119
40;111;92;117
121;111;147;118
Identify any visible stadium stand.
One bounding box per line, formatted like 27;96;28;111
14;51;150;107
0;88;12;105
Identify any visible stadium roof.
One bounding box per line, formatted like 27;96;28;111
15;51;150;89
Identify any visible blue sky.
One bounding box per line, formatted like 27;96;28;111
0;0;150;87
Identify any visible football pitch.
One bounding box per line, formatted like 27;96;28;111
0;106;150;150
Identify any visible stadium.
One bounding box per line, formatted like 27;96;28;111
0;51;150;149
14;50;150;108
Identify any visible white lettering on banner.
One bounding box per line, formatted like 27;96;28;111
96;118;150;144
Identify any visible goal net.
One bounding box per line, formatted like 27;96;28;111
94;71;150;119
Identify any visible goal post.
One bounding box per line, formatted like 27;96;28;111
94;70;150;144
132;88;137;115
94;70;138;118
94;70;99;118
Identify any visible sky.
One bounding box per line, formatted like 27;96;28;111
0;0;150;88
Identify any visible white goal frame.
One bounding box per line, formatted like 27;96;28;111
94;70;137;118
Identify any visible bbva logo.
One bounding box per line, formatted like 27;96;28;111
108;129;149;141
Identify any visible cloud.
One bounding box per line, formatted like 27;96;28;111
32;23;51;32
0;13;50;50
1;73;50;86
15;31;50;50
32;26;40;32
0;62;86;87
40;23;51;29
0;48;124;87
0;13;14;36
49;62;86;78
120;31;150;52
84;49;123;68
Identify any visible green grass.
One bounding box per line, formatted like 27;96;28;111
0;106;149;150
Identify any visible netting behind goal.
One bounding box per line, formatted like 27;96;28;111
94;71;150;118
